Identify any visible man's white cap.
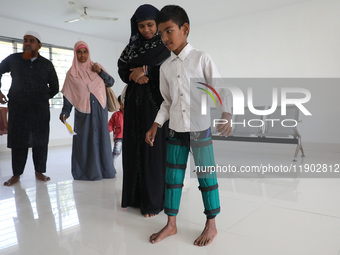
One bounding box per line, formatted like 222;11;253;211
24;31;41;42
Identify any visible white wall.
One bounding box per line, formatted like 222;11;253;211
0;16;126;150
190;0;340;144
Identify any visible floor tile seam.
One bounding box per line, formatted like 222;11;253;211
264;204;340;220
264;186;340;219
224;203;266;231
218;193;272;205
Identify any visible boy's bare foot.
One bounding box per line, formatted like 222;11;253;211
3;175;20;186
35;172;50;182
150;216;177;244
194;218;217;246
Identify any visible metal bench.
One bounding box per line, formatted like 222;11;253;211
210;106;305;161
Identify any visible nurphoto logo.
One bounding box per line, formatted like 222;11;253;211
197;83;312;129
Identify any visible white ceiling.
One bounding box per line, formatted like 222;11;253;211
0;0;313;43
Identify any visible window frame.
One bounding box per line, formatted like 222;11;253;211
0;36;73;108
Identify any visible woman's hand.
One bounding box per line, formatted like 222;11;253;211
59;114;67;124
136;76;149;84
129;67;145;82
0;91;8;104
92;63;102;74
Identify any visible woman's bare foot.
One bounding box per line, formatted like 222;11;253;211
194;218;218;246
144;213;157;218
35;172;50;182
3;175;20;186
150;216;177;244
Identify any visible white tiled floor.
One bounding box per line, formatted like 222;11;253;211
0;141;340;255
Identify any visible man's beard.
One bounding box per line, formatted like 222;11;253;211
22;50;33;60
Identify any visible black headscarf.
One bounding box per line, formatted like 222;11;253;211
118;4;170;110
119;4;167;66
130;4;159;41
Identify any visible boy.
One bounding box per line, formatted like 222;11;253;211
145;5;232;246
108;95;124;173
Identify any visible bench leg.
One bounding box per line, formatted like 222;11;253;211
293;136;305;162
300;144;305;157
293;144;299;162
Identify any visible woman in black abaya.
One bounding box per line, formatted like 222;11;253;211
118;4;170;217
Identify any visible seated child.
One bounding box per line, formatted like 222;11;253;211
109;95;124;172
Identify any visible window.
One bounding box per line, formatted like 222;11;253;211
51;48;74;108
0;41;13;98
0;36;73;108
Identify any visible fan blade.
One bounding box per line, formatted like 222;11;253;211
65;18;81;23
68;1;76;7
66;2;118;22
88;15;118;21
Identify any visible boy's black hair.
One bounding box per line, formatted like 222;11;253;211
156;5;190;28
118;95;121;103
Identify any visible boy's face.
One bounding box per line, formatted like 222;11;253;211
158;19;189;55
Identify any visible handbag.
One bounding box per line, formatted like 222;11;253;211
106;86;120;112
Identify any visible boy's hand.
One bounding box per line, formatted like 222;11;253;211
145;122;159;146
216;112;232;137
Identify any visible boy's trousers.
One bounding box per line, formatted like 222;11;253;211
164;129;220;219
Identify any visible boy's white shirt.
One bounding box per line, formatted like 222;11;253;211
154;43;231;132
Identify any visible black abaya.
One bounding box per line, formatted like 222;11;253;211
118;35;170;215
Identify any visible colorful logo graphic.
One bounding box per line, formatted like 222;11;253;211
196;82;222;107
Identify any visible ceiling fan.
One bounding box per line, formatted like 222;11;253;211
65;1;118;23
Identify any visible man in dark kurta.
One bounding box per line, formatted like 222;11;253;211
0;31;59;186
